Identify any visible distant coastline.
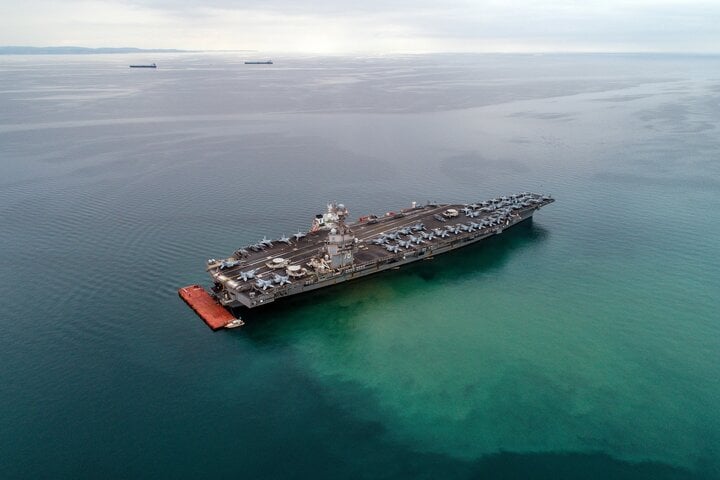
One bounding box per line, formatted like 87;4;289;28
0;46;188;55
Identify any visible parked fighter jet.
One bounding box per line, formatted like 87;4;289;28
219;259;242;270
397;239;413;249
255;278;274;290
239;268;259;281
434;228;449;238
372;237;387;245
293;231;307;241
384;231;401;240
408;235;424;245
385;244;400;253
421;231;435;241
260;236;273;248
273;274;291;286
398;227;412;235
411;222;425;232
279;234;292;245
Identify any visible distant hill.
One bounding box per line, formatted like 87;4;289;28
0;46;188;55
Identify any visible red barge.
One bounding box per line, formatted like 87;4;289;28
178;285;243;330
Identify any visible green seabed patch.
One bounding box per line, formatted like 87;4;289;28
468;451;699;479
233;218;718;475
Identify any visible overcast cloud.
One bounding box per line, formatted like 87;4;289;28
1;0;718;53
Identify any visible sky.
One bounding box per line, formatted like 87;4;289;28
1;0;719;54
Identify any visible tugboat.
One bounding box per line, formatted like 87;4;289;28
224;318;245;329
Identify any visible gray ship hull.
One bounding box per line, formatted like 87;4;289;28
208;194;553;310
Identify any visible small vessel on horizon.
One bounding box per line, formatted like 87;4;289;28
244;60;273;65
129;63;157;68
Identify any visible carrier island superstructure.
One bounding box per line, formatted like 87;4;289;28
179;193;553;329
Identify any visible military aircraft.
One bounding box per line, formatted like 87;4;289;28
411;222;425;232
273;274;291;286
219;259;242;270
234;248;250;257
434;228;449;238
433;214;447;222
260;236;273;248
470;222;481;230
408;235;424;245
421;231;435;241
372;237;387;245
385;244;400;253
249;243;265;252
467;210;480;218
460;224;472;232
448;224;462;235
461;207;473;215
398;227;412;235
385;231;401;240
278;234;292;245
239;268;259;281
397;239;413;249
293;231;307;241
255;278;274;290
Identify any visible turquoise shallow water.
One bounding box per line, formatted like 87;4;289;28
1;53;719;479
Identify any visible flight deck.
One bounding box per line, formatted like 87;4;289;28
204;193;554;312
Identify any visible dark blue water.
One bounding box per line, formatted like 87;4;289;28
1;53;719;479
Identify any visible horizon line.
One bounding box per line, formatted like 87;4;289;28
1;46;720;56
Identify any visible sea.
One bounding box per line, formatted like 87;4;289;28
1;52;718;479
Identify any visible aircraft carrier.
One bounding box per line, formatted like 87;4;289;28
180;192;553;329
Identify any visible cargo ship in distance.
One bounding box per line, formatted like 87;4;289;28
179;193;554;330
244;60;273;65
129;63;156;68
